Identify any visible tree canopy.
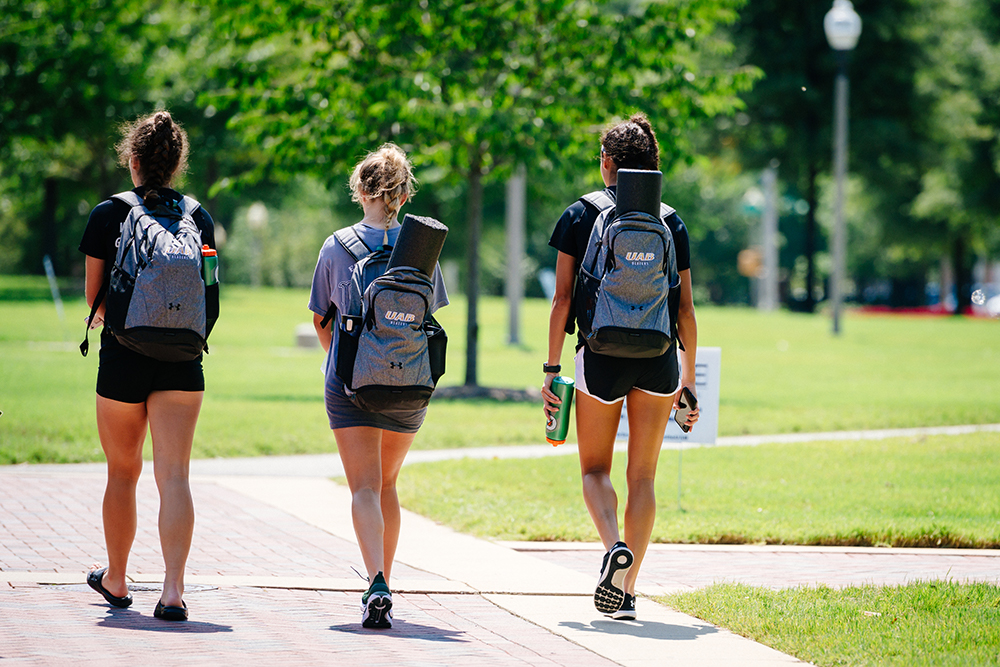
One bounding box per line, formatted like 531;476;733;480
207;0;758;384
1;0;997;325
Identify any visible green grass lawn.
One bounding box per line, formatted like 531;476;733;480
395;432;1000;547
664;582;1000;667
1;276;998;463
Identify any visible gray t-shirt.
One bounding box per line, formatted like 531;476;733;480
308;220;449;382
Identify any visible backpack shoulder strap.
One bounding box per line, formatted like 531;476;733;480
179;195;201;217
579;189;615;213
660;202;676;219
322;228;373;329
111;191;143;209
80;282;108;358
334;226;373;262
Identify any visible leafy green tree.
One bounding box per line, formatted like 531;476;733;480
0;0;156;273
725;0;928;310
906;0;1000;311
209;0;758;385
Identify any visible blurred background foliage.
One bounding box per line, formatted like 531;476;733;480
2;0;998;312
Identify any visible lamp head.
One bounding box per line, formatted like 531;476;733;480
824;0;862;51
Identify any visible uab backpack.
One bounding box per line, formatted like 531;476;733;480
322;227;447;412
575;188;681;358
81;191;208;362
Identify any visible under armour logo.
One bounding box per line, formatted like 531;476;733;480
389;361;403;369
167;302;182;311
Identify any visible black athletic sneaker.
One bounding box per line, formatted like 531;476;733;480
612;593;636;620
361;572;392;629
594;541;633;614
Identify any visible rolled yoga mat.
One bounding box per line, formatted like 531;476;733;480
388;214;449;276
616;169;663;217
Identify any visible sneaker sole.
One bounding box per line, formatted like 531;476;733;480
362;592;393;629
611;608;636;620
595;547;633;614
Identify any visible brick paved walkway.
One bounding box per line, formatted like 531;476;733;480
0;584;619;666
6;446;1000;666
510;542;1000;594
0;467;804;666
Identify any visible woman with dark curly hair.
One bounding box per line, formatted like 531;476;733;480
542;113;700;621
79;110;218;621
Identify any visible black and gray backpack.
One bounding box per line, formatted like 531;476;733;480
81;191;209;361
323;227;447;412
575;186;681;358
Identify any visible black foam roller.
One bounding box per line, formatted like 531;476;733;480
616;169;663;217
388;214;449;276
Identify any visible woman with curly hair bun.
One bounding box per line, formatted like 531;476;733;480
79;110;218;621
542;113;700;621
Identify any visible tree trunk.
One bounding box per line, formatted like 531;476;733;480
952;233;972;315
206;155;219;213
464;156;483;387
804;161;818;313
41;177;59;273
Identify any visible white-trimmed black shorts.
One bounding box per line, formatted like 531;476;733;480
574;344;679;404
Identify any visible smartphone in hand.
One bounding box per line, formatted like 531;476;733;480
673;386;698;433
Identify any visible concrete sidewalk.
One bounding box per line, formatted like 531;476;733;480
3;444;999;665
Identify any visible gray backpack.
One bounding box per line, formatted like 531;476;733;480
576;189;681;358
325;228;446;412
82;191;208;361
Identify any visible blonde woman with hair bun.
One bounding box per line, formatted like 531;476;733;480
348;143;416;240
309;143;448;629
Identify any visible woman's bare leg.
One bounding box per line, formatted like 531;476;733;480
147;390;202;608
95;395;147;598
335;426;416;585
621;388;674;594
575;391;626;550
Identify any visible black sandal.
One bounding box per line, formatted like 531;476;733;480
87;568;133;608
154;599;188;621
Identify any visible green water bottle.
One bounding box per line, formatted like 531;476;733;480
545;375;575;446
202;245;219;286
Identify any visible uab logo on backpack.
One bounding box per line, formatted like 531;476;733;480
626;251;656;263
384;310;416;324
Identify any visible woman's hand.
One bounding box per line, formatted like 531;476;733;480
673;384;701;430
541;372;561;419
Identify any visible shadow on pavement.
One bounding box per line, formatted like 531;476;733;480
560;618;718;640
96;607;233;634
330;619;469;642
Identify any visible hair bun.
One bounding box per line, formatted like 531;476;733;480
630;113;653;135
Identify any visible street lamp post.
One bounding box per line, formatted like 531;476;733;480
246;202;269;289
824;0;861;335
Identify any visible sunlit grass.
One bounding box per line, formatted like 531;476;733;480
1;277;998;463
663;582;1000;667
396;432;1000;547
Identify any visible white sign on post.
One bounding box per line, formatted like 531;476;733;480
616;347;721;446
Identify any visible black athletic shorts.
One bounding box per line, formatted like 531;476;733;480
574;343;679;404
96;334;205;404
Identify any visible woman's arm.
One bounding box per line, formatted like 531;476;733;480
674;268;700;425
85;256;106;327
541;251;576;416
314;312;332;353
